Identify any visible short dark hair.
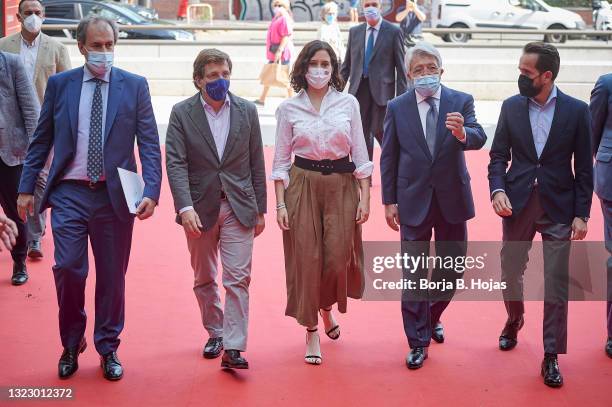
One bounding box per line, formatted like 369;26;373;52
76;16;119;44
192;48;233;90
523;41;560;80
290;40;345;93
18;0;43;13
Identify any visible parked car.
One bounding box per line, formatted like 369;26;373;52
42;0;194;40
431;0;586;43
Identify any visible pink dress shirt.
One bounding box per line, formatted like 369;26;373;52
271;88;374;188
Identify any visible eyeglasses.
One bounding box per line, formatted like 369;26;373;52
411;66;440;76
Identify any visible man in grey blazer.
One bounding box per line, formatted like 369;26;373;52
341;0;407;159
590;72;612;359
0;51;40;285
166;49;266;370
0;0;72;259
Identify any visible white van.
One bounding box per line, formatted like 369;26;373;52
431;0;586;43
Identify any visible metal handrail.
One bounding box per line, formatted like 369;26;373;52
38;23;611;36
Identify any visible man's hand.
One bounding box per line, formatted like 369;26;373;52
0;214;18;251
446;112;465;141
385;204;400;232
136;197;156;220
181;209;203;238
17;194;34;222
255;214;266;237
571;217;588;241
492;191;513;217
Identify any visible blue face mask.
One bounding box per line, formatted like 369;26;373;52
325;14;335;24
205;78;230;101
363;6;380;21
414;74;441;97
86;50;113;76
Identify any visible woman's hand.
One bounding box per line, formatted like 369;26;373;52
356;198;370;224
277;207;290;230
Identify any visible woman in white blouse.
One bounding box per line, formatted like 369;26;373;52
271;40;373;365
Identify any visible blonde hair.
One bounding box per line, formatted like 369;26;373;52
320;1;338;20
275;0;291;11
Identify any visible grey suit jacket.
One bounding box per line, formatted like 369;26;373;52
591;73;612;202
165;92;267;230
340;20;408;106
0;51;40;167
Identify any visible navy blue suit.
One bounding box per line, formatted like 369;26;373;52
488;89;593;354
19;66;162;355
590;73;612;340
488;90;593;224
381;85;486;348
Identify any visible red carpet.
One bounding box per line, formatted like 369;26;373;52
1;148;611;406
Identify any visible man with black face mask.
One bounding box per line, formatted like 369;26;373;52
488;42;593;388
165;48;266;370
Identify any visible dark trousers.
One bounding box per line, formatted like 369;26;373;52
49;182;134;355
601;199;612;339
0;159;27;264
355;78;386;160
501;188;571;354
400;194;467;348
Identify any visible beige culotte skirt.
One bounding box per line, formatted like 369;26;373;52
282;165;365;327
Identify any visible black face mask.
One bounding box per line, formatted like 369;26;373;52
518;74;542;98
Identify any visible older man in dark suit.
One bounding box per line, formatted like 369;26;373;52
166;48;266;370
341;0;407;159
381;42;486;370
590;72;612;359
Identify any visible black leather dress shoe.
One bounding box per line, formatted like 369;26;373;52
606;338;612;358
541;354;563;388
406;347;428;370
58;338;87;379
499;317;524;351
203;337;223;359
11;262;28;286
101;352;123;381
27;240;43;259
432;321;444;344
221;350;249;369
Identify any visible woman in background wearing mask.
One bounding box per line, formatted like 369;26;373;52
255;0;294;106
271;40;372;365
316;2;345;65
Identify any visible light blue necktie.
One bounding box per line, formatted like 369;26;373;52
425;97;438;156
363;27;375;77
87;78;104;183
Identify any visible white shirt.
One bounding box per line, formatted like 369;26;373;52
364;18;382;50
271;87;373;188
63;65;110;181
19;34;40;82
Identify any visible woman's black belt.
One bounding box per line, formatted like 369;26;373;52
294;155;356;175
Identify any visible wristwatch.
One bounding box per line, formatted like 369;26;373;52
579;216;589;223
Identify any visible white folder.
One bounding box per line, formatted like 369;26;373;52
118;168;145;215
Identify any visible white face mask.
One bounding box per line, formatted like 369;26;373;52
86;50;114;76
23;14;43;34
306;67;331;89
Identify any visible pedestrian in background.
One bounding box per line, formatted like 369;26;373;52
395;0;427;48
317;1;345;65
255;0;294;106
